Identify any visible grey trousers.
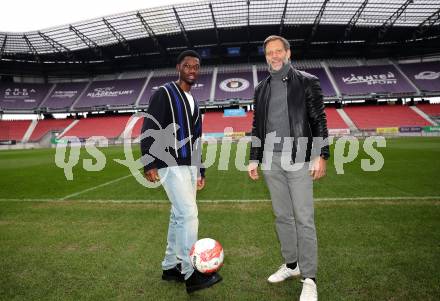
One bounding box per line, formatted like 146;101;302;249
262;152;317;278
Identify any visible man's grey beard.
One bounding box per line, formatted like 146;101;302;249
267;58;290;73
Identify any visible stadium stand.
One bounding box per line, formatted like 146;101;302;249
343;105;431;129
202;107;349;134
138;75;175;106
0;120;31;141
60;116;132;139
202;111;254;133
292;60;323;70
325;108;349;129
416;104;440;117
129;117;144;139
119;70;151;80
330;65;417;96
0;83;51;110
326;58;362;67
363;58;392;66
215;69;254;101
93;74;120;81
305;68;337;97
73;79;146;109
40;82;88;111
1;61;439;113
398;61;440;93
256;67;337;97
28;119;74;142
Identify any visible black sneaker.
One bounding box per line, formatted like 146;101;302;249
162;263;185;282
185;270;222;294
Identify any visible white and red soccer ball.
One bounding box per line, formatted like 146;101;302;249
190;238;224;274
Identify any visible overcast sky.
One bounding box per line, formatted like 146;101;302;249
0;0;194;32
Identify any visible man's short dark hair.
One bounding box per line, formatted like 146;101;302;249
263;35;290;54
176;50;201;64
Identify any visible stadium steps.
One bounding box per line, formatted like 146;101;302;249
60;116;131;139
322;61;341;97
22;120;38;143
209;67;218;102
28;119;76;142
336;109;358;132
135;73;153;107
0;120;32;142
343;105;432;129
37;84;57;109
390;60;421;96
119;116;144;140
252;65;258;88
416;104;440;118
324;108;349;130
58;120;80;137
69;80;92;111
409;106;437;126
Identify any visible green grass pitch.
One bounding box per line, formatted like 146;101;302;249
0;137;439;300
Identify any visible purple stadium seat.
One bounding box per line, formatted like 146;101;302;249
0;83;51;110
330;65;416;95
399;61;440;92
215;71;254;100
257;68;336;97
138;75;176;106
41;82;88;110
74;78;146;108
190;73;212;103
138;73;212;105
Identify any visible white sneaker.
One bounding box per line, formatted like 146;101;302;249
299;278;318;301
267;264;301;283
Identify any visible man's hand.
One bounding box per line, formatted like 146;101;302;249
248;162;259;180
197;177;205;190
310;157;327;180
144;168;160;182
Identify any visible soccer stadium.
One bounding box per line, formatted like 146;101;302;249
0;0;439;300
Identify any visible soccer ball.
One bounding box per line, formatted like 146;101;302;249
190;238;224;274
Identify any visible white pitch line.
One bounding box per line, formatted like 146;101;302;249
0;196;439;203
58;174;133;201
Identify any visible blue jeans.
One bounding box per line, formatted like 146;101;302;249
158;165;198;280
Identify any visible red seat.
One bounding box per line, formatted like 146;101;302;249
203;111;254;133
29;119;74;141
343;105;430;129
325;108;349;129
61;116;132;139
416;104;440;117
0;120;31;141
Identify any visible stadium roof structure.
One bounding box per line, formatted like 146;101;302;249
0;0;439;75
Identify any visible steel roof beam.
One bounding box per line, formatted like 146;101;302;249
343;0;369;40
173;7;192;48
38;31;75;60
209;3;220;47
377;0;414;42
102;18;130;52
69;25;104;58
411;7;440;40
23;34;40;63
305;0;330;48
279;0;289;35
0;35;7;60
247;0;251;46
136;12;169;57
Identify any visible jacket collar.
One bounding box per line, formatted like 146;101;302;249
267;64;295;83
